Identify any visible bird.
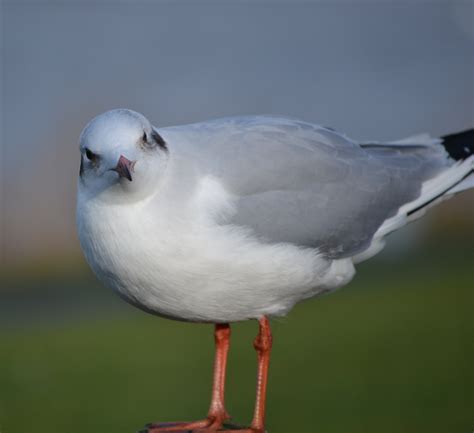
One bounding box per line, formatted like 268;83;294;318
76;109;473;433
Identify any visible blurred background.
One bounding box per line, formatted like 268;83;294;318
1;1;473;433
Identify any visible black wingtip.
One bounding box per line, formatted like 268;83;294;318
441;128;474;161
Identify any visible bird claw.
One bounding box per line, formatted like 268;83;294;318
140;421;263;433
143;420;210;433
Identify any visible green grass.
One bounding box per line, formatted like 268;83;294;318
0;246;473;433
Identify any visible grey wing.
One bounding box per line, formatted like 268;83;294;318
167;116;451;258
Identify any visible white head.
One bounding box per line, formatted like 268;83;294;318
78;109;169;202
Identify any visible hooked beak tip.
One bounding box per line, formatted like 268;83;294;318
112;155;136;181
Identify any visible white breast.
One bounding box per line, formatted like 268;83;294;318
76;176;355;323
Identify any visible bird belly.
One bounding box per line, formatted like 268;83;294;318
77;194;355;323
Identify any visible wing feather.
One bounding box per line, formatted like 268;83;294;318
163;116;452;258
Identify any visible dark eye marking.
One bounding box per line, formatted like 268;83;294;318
79;155;84;176
140;129;168;151
151;130;167;151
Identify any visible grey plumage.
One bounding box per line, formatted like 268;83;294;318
159;116;459;259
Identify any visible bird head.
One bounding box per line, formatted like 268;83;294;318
78;109;168;201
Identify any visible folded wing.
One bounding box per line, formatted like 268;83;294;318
165;116;467;259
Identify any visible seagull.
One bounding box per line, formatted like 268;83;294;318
76;109;473;433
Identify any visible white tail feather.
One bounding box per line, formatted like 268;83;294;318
448;173;474;194
353;155;474;264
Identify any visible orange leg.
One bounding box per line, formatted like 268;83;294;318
147;324;231;432
250;317;272;433
145;318;273;433
207;323;231;423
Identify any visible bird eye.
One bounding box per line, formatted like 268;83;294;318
84;148;100;166
85;148;97;161
141;131;155;149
